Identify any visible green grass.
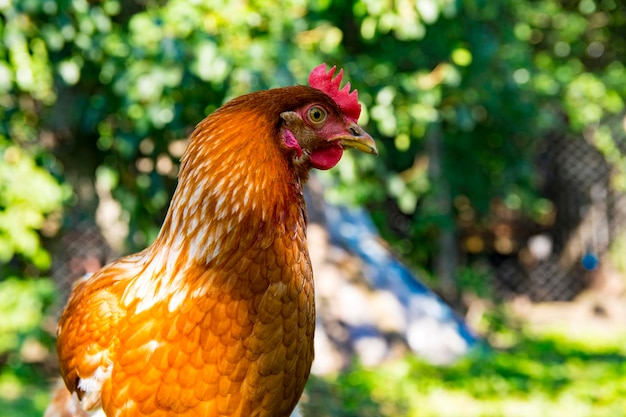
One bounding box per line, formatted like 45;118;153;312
301;330;626;417
6;327;626;416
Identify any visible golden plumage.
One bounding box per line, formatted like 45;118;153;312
48;69;377;417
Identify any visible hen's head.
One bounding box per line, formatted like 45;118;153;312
182;64;376;189
279;64;377;173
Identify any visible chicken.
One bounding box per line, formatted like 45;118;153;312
45;64;377;417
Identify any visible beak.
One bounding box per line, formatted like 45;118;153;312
333;123;378;156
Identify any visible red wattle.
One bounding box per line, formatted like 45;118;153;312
310;144;344;170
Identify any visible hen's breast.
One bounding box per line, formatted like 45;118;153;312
100;221;314;417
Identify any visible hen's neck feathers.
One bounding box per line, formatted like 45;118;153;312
140;86;335;276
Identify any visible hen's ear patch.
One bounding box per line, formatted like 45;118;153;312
281;129;302;157
308;64;361;122
280;112;303;157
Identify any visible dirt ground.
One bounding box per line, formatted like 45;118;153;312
467;263;626;342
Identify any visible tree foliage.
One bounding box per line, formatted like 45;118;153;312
2;0;623;259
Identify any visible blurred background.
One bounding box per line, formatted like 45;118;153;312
1;0;626;415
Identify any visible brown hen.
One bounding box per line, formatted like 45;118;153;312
45;64;377;417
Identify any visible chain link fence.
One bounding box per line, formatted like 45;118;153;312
493;115;626;301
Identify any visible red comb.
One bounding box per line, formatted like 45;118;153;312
308;64;361;121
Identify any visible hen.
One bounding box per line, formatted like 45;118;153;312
45;64;377;417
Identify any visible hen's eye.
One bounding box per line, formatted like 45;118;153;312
308;106;327;124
